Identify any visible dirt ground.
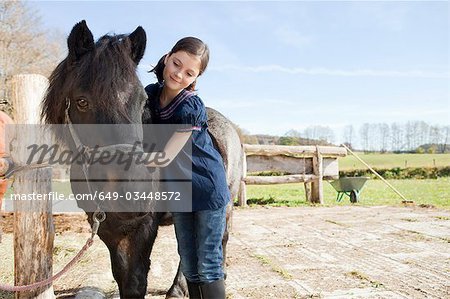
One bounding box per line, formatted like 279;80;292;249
1;205;449;298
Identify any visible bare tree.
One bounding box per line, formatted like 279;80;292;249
369;123;380;151
379;123;390;152
417;121;430;147
303;125;335;145
359;123;370;152
429;125;441;144
342;125;354;148
0;1;64;114
442;125;450;153
404;121;416;151
284;129;302;138
390;123;404;152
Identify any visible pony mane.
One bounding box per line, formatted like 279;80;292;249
41;33;140;139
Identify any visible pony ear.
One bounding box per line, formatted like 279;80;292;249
128;26;146;64
67;20;95;61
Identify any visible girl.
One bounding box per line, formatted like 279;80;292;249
144;37;229;299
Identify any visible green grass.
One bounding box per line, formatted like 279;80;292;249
346;271;384;288
4;176;449;210
245;178;450;208
252;254;293;280
339;153;450;170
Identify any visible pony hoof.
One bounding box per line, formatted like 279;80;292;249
75;287;107;299
165;287;187;299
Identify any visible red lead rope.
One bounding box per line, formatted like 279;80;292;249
0;237;94;292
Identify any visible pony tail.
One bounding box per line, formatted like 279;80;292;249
150;54;167;83
187;80;196;91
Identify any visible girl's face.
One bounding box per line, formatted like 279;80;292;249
163;50;201;91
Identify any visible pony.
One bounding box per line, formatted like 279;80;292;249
41;20;243;298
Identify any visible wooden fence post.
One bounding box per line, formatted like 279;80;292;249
241;144;345;205
237;149;247;207
304;182;312;202
11;74;54;298
311;146;323;204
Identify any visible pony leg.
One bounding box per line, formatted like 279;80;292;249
222;202;233;280
166;261;188;299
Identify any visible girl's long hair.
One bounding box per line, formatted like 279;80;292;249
151;37;209;91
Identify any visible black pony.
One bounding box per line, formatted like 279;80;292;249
41;21;242;298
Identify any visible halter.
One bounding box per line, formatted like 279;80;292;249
64;98;143;160
64;98;148;219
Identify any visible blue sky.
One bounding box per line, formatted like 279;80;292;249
29;1;449;141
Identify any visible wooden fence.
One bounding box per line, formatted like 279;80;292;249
1;74;54;298
237;144;347;206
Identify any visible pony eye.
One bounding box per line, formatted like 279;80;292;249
76;98;89;110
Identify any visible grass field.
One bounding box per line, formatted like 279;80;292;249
38;178;450;209
339;153;450;170
243;153;449;208
3;153;449;210
246;178;450;208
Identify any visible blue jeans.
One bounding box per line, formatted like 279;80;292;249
172;205;227;283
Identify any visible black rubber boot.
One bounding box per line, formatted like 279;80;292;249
187;281;202;299
199;279;225;299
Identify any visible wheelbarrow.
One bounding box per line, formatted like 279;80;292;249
329;177;369;203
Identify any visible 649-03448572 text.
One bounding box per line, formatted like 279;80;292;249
8;191;181;201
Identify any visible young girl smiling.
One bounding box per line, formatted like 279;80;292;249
144;37;229;298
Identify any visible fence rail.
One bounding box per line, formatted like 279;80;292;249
237;144;347;206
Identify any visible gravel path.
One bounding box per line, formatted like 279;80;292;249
1;205;449;298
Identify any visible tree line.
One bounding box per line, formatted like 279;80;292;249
239;121;450;153
345;121;449;153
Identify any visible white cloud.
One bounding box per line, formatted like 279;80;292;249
209;64;450;79
274;26;312;49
